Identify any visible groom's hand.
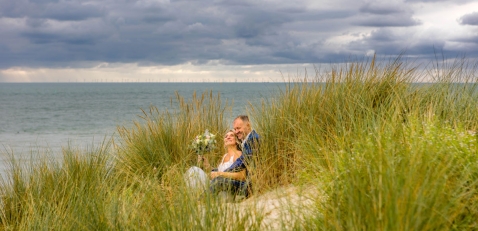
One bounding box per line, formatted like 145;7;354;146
210;172;220;179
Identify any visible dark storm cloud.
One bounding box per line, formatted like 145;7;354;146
0;0;351;68
459;12;478;26
0;0;476;70
21;30;99;45
404;0;448;2
233;11;289;38
355;1;421;27
354;14;421;27
360;2;407;15
0;0;104;21
41;2;105;21
404;0;473;2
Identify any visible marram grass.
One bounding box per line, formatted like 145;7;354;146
114;90;230;181
301;119;478;230
1;55;478;230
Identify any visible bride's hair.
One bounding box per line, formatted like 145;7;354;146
225;129;242;151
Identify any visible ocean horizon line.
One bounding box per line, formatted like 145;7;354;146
0;80;295;84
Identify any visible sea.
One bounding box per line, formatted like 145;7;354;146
0;82;284;177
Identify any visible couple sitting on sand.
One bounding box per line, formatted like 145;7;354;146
186;115;260;201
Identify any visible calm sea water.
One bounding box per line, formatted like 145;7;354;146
0;82;282;175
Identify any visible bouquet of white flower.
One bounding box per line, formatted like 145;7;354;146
190;129;217;155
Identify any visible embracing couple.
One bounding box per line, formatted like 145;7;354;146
187;115;260;201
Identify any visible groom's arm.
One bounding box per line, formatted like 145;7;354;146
224;155;247;173
210;169;246;181
243;130;260;156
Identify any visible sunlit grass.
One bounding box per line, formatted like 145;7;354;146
300;119;478;230
1;55;477;230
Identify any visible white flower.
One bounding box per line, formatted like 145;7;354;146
190;129;217;155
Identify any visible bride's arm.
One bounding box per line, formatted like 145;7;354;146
198;155;212;171
210;169;246;181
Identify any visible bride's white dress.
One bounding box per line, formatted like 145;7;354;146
184;166;208;190
184;153;234;191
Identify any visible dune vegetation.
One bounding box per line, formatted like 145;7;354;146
1;55;478;230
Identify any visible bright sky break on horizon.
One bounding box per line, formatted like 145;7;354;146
1;0;478;82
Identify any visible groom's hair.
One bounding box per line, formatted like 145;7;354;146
235;115;249;123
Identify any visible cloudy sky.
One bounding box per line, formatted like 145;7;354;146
0;0;477;82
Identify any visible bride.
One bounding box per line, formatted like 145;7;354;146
185;130;247;200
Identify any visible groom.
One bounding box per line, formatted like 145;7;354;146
231;115;259;165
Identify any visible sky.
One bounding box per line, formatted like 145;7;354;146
0;0;477;82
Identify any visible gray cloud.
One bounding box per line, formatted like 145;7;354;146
25;18;48;28
405;0;449;2
355;1;421;27
0;0;103;20
347;29;405;55
21;30;99;45
354;14;421;27
41;2;105;21
233;13;288;38
454;35;478;44
346;28;477;61
0;0;476;70
404;0;473;2
360;2;408;15
459;12;478;25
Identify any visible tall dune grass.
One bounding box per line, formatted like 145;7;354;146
253;56;478;190
114;91;230;180
1;55;478;230
300;119;478;230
